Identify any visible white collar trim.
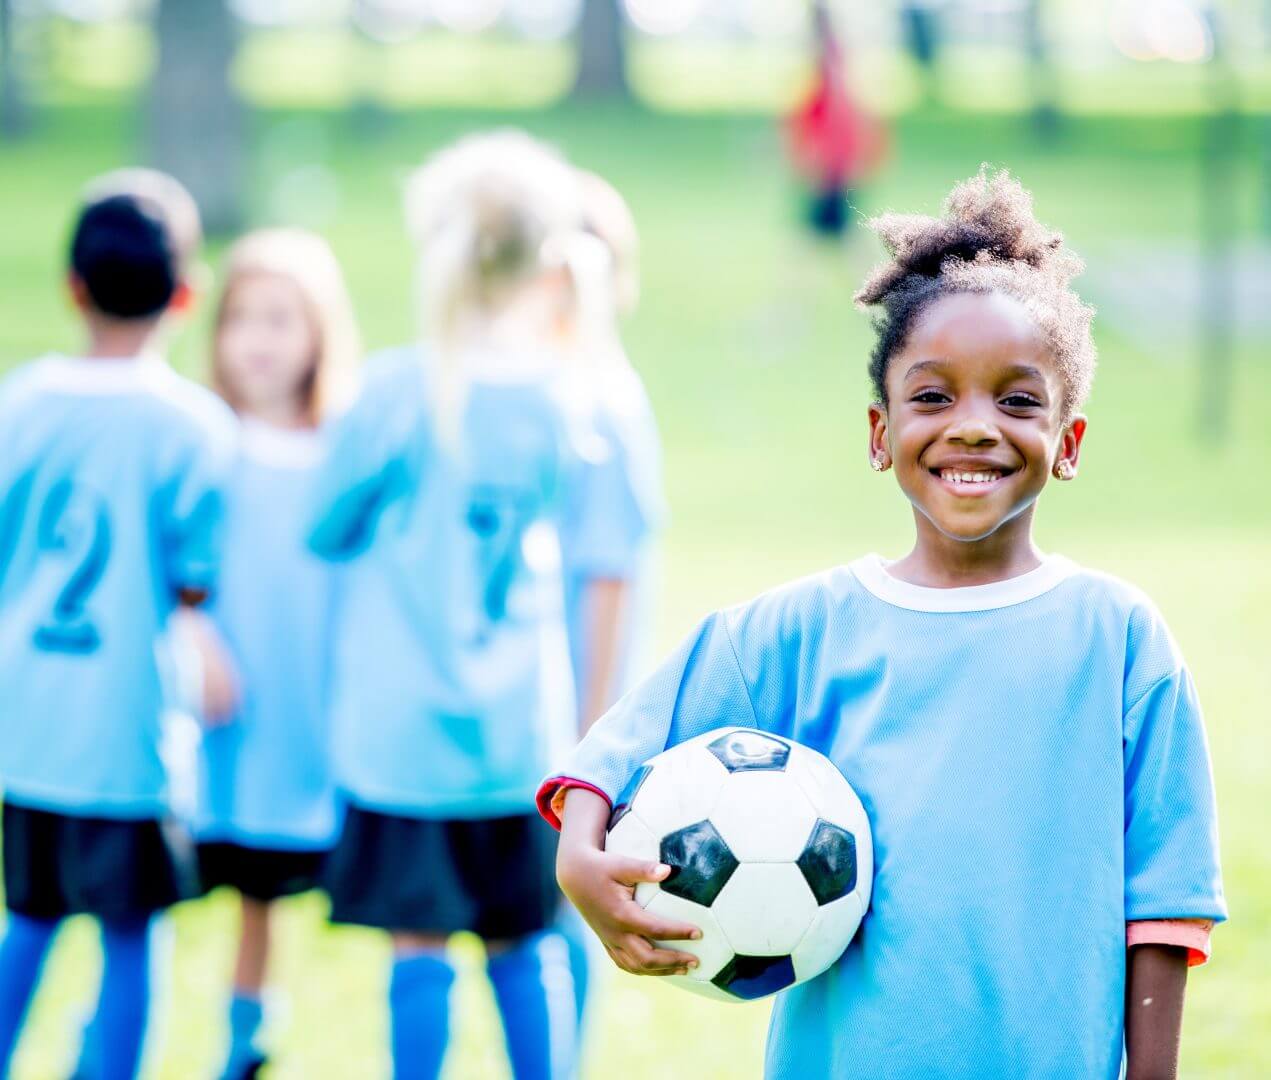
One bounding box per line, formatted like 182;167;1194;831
850;553;1078;612
32;353;171;395
240;418;323;469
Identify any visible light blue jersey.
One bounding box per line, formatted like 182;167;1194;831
0;355;236;817
192;422;340;850
309;345;652;819
561;360;666;701
546;556;1226;1079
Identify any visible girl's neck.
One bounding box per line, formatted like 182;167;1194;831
889;509;1044;588
238;401;312;431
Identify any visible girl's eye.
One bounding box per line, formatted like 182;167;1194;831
1000;393;1042;409
911;390;950;405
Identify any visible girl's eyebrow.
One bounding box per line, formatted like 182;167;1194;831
1002;363;1046;381
903;358;948;380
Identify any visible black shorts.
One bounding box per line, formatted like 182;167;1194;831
197;842;329;902
2;800;196;921
325;804;560;939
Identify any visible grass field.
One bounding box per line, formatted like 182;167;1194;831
1;100;1269;1078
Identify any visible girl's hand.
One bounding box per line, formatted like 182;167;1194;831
556;787;703;977
173;609;242;726
198;629;241;726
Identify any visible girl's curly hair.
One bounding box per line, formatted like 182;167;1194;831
855;168;1096;419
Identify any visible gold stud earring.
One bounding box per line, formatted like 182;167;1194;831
871;457;888;473
1054;461;1074;480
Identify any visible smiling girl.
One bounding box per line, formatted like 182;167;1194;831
538;170;1225;1079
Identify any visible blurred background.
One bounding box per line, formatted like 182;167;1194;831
1;0;1269;1076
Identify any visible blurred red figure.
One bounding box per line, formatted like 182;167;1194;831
787;1;886;237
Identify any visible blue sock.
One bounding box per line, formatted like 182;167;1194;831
555;908;593;1031
389;952;454;1080
488;933;577;1080
219;994;264;1079
76;918;153;1080
0;913;59;1076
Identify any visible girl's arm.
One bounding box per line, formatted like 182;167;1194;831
556;787;701;976
576;577;631;733
1124;944;1189;1080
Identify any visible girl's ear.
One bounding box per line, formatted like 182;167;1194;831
867;402;891;472
1053;414;1088;480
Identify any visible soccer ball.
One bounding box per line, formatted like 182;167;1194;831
604;726;872;1003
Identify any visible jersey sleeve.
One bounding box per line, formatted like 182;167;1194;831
161;407;236;599
308;353;421;562
1122;604;1226;925
557;406;661;581
538;609;757;827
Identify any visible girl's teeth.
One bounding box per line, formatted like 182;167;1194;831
941;470;1001;484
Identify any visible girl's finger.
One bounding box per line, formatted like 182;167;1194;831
620;904;702;942
624;934;700;974
609;854;674;888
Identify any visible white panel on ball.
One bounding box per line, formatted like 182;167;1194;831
628;744;728;840
643;889;735;983
605;808;660;862
711;863;819;956
790;892;864;982
709;770;818;863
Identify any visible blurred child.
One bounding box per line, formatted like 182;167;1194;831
0;170;236;1080
553;171;666;1045
183;228;358;1080
786;0;886;237
565;170;666;725
308;131;653;1080
543;170;1224;1079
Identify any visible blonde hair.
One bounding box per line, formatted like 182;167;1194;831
212;228;360;425
404;130;585;439
578;170;640;318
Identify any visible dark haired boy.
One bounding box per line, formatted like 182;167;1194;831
0;169;236;1078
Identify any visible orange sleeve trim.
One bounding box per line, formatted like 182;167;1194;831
1126;919;1214;967
535;777;611;832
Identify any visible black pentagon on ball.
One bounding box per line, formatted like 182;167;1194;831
607;765;652;830
659;820;739;906
706;729;791;773
712;954;797;1000
796;819;858;905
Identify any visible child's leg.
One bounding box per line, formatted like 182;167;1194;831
554;907;594;1030
0;913;60;1074
74;917;154;1080
220;896;270;1080
388;932;454;1080
487;931;577;1080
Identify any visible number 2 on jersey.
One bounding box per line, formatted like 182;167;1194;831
33;480;112;654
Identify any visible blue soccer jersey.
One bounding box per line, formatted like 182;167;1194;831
543;556;1226;1079
192;421;340;849
561;360;666;701
0;355;236;817
309;345;653;819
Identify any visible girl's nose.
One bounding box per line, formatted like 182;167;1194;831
946;417;1001;445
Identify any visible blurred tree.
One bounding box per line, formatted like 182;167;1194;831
0;0;31;138
1025;0;1060;140
148;0;246;234
1197;2;1239;437
574;0;629;99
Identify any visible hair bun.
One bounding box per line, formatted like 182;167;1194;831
855;167;1073;307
